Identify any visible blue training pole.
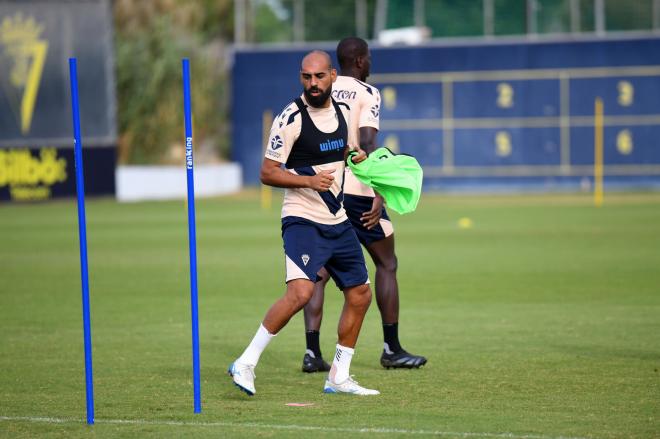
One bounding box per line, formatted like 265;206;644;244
182;58;202;413
68;58;95;425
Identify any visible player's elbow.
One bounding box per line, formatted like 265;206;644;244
260;167;273;185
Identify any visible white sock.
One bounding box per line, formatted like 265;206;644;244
237;324;275;366
329;344;354;384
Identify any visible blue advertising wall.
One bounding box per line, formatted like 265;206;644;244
232;37;660;191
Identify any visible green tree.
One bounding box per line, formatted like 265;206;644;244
425;0;483;37
304;0;358;41
113;0;232;164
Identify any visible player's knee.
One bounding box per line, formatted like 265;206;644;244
304;290;324;316
347;284;372;310
286;281;314;309
377;254;398;274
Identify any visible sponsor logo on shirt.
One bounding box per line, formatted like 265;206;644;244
270;135;284;150
331;89;357;101
319;138;344;152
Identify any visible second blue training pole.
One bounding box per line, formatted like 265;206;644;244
182;58;202;413
69;57;95;425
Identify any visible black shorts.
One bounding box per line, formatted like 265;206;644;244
343;194;394;247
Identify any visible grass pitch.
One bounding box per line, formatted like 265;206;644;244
1;191;659;438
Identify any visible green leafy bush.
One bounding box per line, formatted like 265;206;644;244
114;0;231;164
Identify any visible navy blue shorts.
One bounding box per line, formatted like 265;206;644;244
281;216;369;289
343;195;394;247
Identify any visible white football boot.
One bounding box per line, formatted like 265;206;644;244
228;362;256;396
323;376;380;395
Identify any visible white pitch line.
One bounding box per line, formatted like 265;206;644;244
0;415;593;439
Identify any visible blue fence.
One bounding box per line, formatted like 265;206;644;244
232;36;660;191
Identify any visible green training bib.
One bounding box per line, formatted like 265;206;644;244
347;147;423;215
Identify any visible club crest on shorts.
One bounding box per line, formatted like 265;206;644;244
301;254;310;266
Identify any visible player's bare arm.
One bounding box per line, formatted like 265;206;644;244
359;126;378;154
357;125;384;228
260;157;335;192
360;193;384;230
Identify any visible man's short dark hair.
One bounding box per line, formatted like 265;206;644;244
336;37;368;69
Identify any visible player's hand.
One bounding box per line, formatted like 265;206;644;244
361;193;384;229
309;168;335;192
350;147;367;164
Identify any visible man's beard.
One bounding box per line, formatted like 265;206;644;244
304;85;332;108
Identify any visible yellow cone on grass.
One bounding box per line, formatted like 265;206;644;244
458;217;473;229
